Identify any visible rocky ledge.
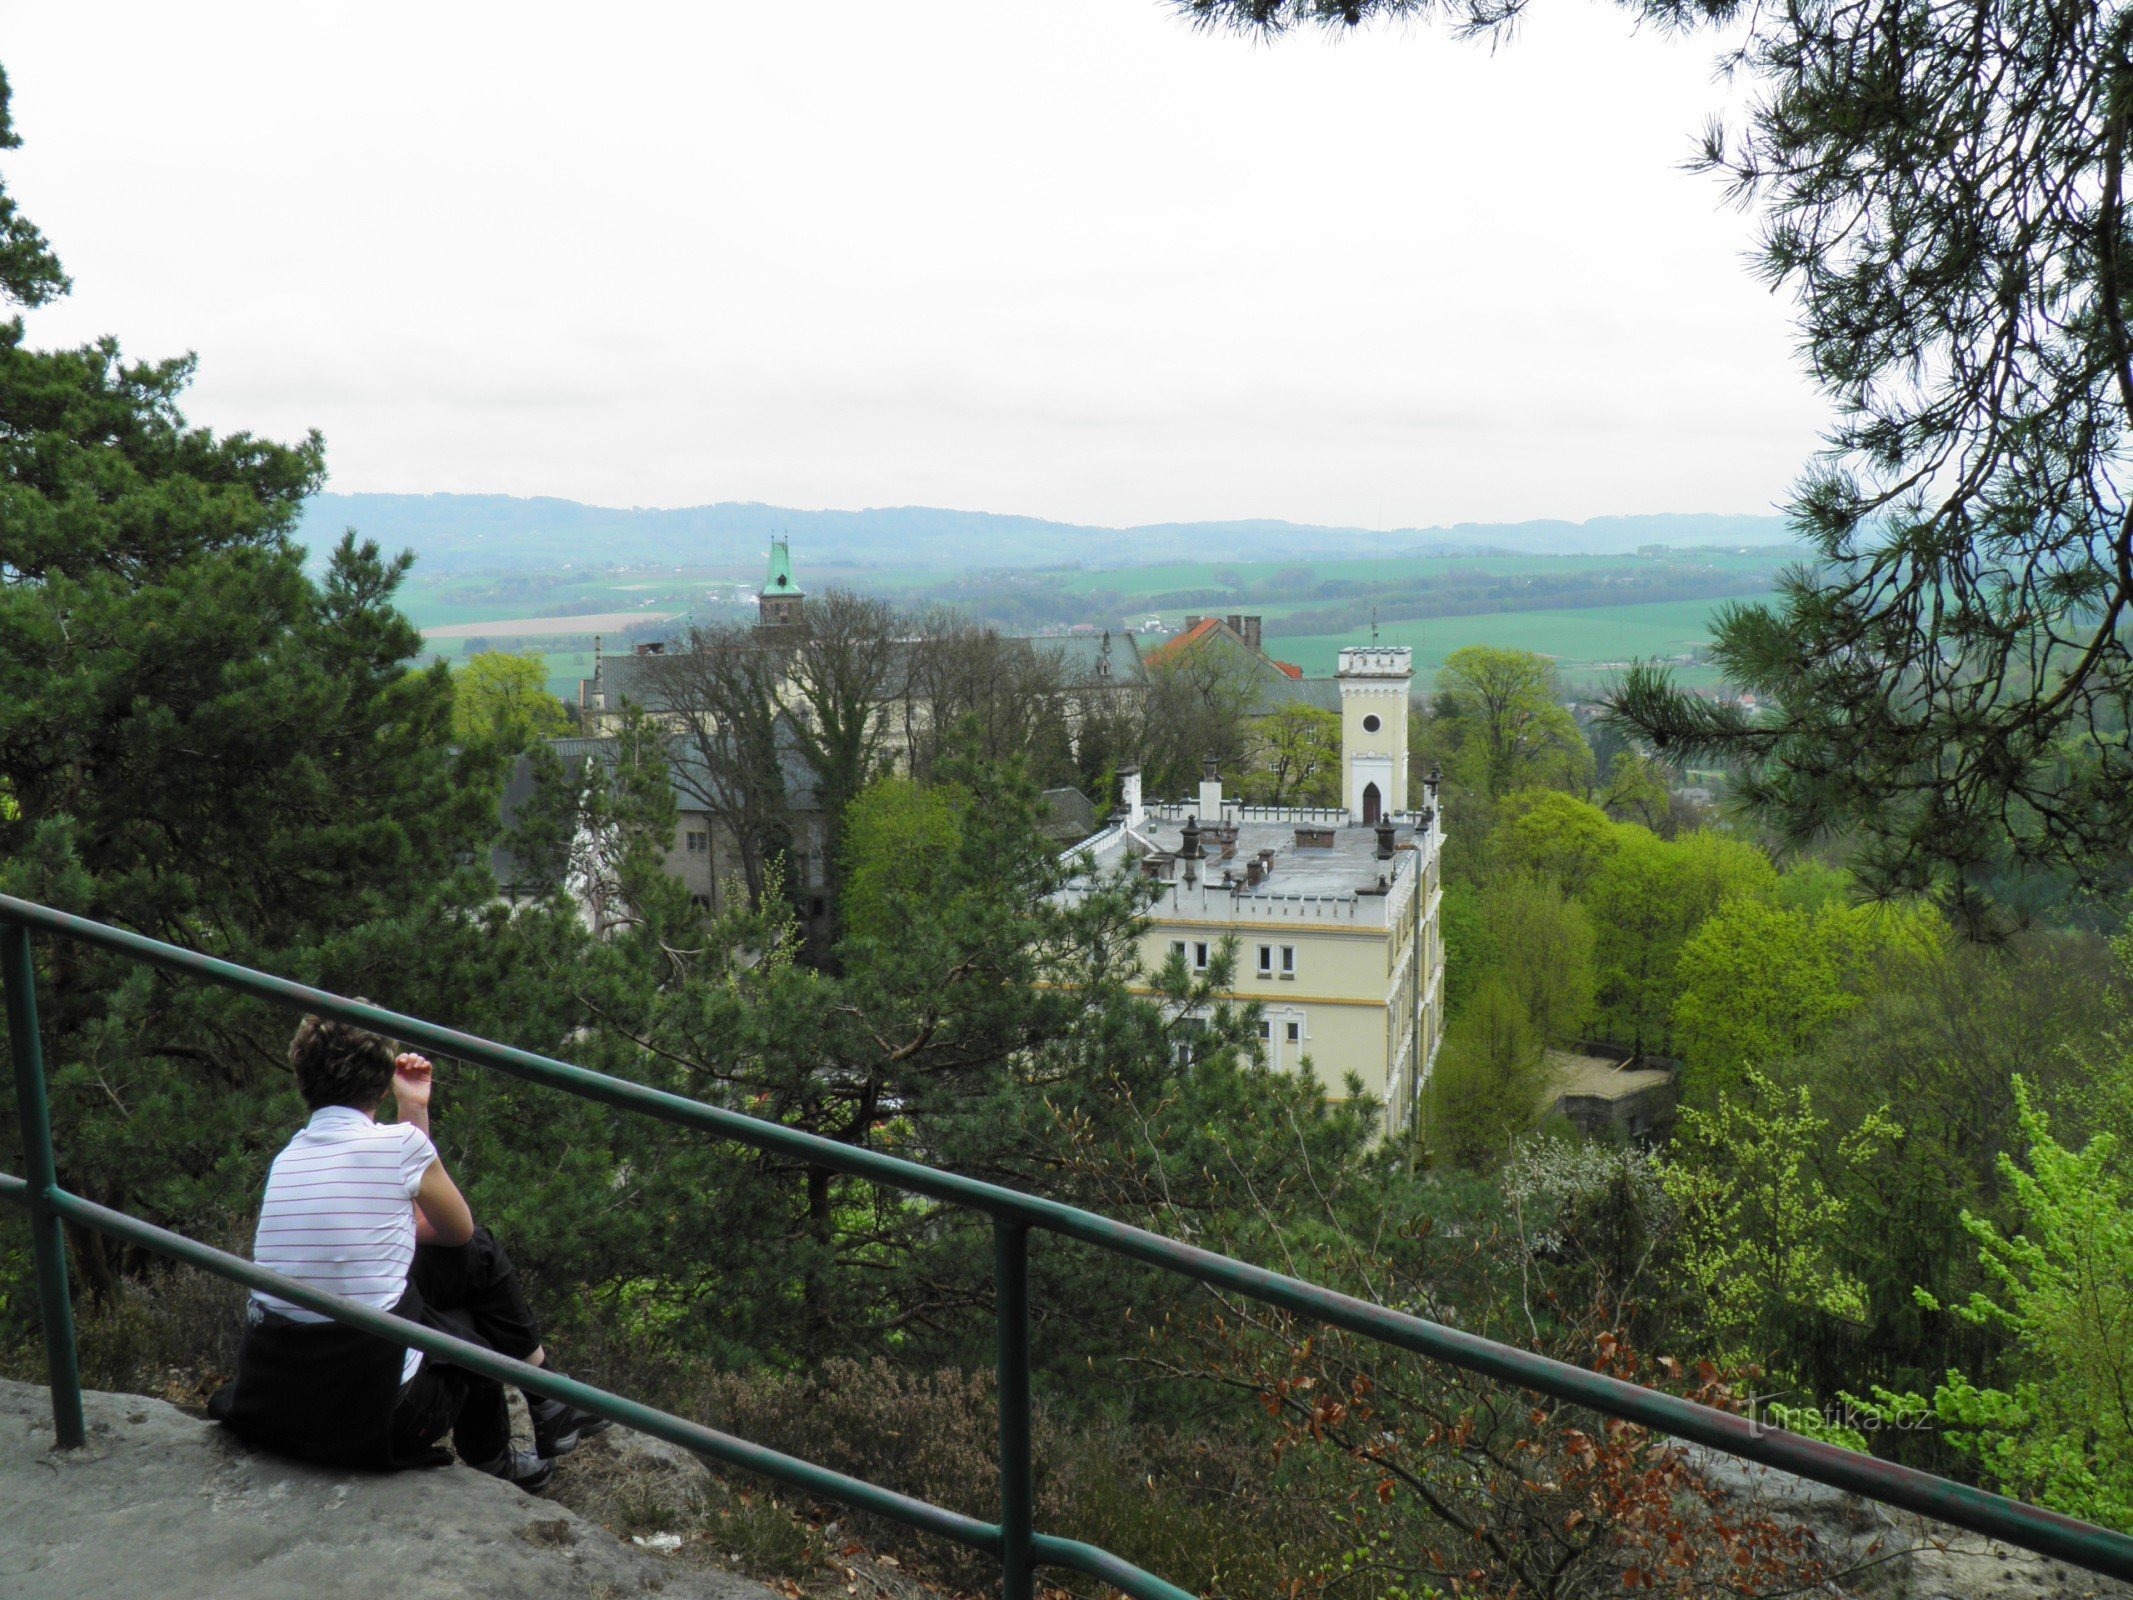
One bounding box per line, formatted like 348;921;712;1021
0;1377;774;1600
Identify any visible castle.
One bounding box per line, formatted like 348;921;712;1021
1061;646;1445;1133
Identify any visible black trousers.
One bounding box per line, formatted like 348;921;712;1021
386;1226;543;1467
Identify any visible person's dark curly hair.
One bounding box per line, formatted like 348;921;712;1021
288;1011;397;1111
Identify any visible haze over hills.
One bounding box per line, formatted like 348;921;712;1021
296;493;1798;575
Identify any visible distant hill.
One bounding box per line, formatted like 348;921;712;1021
296;493;1797;575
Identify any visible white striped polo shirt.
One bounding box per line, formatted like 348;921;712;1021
252;1105;439;1383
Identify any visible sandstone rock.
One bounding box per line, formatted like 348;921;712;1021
1688;1446;2133;1600
0;1377;774;1600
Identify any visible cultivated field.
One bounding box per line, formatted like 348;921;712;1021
393;549;1789;698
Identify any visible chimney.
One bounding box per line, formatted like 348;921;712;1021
1242;616;1262;651
1376;818;1397;860
1119;766;1144;830
1226;614;1244;639
1245;857;1265;888
1198;756;1223;824
1426;761;1443;805
1183;615;1204;631
1178;815;1202;887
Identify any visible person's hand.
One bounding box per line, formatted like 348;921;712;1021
392;1052;434;1113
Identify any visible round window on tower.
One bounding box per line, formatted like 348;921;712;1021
1362;713;1382;734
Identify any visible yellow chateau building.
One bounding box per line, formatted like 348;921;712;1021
1063;646;1446;1132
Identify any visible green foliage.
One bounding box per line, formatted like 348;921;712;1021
450;650;571;749
1239;702;1341;805
1596;747;1670;829
1672;895;1946;1105
0;68;67;308
0;90;510;1306
1478;871;1595;1047
1491;789;1619;895
1425;975;1546;1167
1432;646;1594;801
1585;826;1777;1055
839;776;966;949
1663;1070;1900;1371
1845;1081;2133;1531
1434;881;1491;1022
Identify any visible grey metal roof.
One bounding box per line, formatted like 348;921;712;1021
1252;675;1344;715
1037;787;1100;844
1115;815;1416;901
1017;632;1147;685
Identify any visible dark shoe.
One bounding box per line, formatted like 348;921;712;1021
529;1392;613;1458
472;1446;555;1494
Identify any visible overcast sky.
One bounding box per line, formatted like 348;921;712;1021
3;1;1824;530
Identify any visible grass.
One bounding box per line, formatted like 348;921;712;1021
398;549;1780;703
1049;547;1793;597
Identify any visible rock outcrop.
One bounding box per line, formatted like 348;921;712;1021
1689;1447;2133;1600
0;1378;775;1600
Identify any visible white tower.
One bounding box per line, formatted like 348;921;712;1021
1337;646;1413;822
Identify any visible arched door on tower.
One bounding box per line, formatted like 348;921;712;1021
1362;782;1382;824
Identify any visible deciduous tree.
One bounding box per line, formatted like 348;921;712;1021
1239;702;1341;805
450;650;571;750
1671;894;1947;1104
1585;827;1777;1055
1848;1082;2133;1532
1426;975;1547;1166
1432;646;1593;801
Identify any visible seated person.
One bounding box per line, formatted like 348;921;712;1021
210;1013;606;1488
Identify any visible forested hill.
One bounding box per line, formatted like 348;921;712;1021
295;493;1795;574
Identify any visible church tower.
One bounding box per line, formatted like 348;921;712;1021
757;538;804;631
1337;646;1413;823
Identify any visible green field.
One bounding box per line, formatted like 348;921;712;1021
1269;596;1773;691
1050;548;1791;599
399;550;1788;700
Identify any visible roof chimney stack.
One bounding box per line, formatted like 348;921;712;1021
1198;757;1223;825
1376;818;1397;860
1242;616;1262;651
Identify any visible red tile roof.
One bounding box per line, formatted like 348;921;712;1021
1141;616;1222;669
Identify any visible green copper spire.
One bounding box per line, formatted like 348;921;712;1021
765;537;801;596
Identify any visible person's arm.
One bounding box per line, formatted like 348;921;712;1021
392;1052;435;1138
393;1052;473;1245
414;1156;475;1247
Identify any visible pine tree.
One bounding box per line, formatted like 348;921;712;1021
1183;0;2133;919
0;67;503;1295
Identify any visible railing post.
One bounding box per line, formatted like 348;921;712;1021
994;1217;1033;1600
3;922;86;1450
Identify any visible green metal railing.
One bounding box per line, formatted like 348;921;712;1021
4;892;2132;1594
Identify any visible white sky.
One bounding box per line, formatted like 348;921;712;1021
2;1;1824;529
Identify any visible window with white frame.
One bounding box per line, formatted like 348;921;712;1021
1279;945;1297;978
685;831;709;853
1256;943;1274;976
1285;1020;1301;1043
1193;941;1210;972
